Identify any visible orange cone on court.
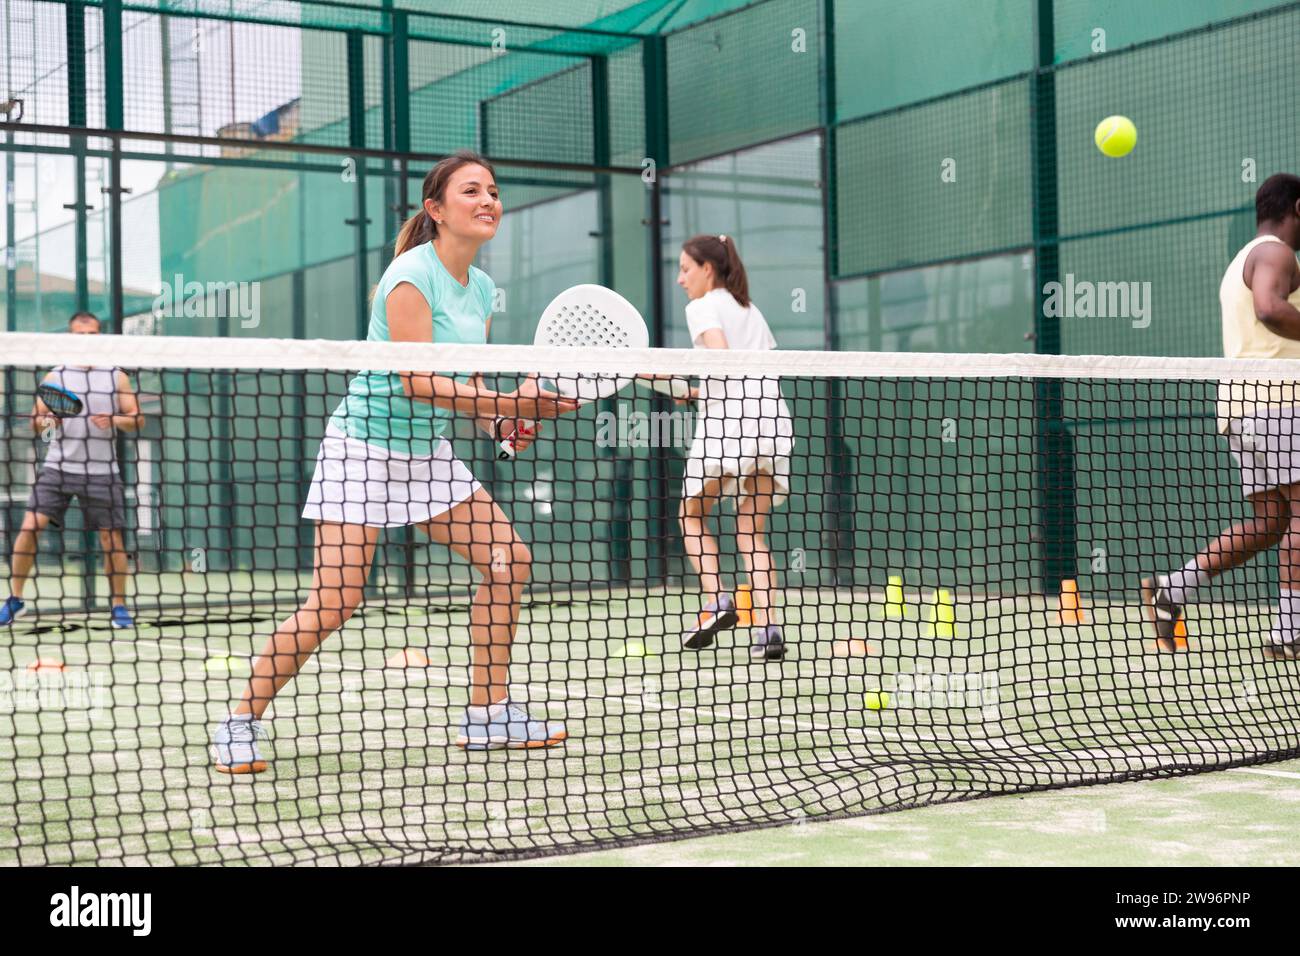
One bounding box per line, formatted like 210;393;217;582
736;584;753;627
1059;579;1086;625
832;638;872;657
1154;619;1189;652
386;648;429;668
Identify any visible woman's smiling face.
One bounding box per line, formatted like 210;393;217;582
428;163;501;240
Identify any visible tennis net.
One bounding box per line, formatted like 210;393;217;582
3;332;1300;865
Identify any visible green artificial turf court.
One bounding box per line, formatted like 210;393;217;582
2;575;1298;866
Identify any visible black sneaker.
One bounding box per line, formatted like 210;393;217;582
1141;576;1184;652
683;594;739;650
1264;642;1300;661
750;624;786;661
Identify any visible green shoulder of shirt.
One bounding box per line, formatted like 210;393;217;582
329;243;495;456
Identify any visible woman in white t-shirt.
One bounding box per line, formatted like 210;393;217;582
674;234;794;661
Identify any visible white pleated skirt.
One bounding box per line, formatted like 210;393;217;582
683;391;794;507
302;424;480;528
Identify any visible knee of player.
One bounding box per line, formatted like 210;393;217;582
483;542;531;582
308;591;364;630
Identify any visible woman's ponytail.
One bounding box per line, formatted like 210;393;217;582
682;233;751;307
393;209;435;258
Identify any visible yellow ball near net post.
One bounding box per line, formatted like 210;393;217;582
864;690;890;711
1094;115;1137;157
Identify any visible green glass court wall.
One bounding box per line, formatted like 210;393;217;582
0;1;663;604
1049;3;1299;602
826;0;1299;599
4;0;1300;607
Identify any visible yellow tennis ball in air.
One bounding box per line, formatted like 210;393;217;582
864;690;891;711
1094;115;1137;157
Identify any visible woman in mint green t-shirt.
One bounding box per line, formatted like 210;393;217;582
212;151;579;770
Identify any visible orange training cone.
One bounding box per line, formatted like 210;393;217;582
1059;579;1086;625
386;648;429;668
832;638;871;657
736;584;753;627
1156;619;1189;653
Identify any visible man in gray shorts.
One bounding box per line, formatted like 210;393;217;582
1142;174;1300;659
0;312;145;628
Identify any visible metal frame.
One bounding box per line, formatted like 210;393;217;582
1029;0;1074;597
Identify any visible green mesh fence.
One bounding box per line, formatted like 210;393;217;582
833;0;1033;121
834;80;1034;278
1051;6;1300;356
1051;0;1289;62
664;0;822;165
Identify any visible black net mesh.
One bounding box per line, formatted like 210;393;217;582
3;338;1300;865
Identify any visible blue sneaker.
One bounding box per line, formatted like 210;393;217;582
751;624;786;661
683;594;738;650
0;596;26;626
110;605;133;629
212;715;268;774
455;703;567;751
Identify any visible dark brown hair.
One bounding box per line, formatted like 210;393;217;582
682;234;750;307
394;150;497;257
1257;172;1300;225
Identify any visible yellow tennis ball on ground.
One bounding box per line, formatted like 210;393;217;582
864;690;890;711
205;655;233;673
1094;115;1137;157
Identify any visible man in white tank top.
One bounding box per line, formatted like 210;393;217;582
1142;174;1300;658
0;313;145;629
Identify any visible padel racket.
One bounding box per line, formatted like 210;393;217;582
498;284;649;460
36;382;84;418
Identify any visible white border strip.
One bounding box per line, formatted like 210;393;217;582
7;332;1300;380
1229;767;1300;780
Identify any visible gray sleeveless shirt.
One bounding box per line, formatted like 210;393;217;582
42;366;121;476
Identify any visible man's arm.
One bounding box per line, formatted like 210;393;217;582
111;369;144;432
1249;242;1300;340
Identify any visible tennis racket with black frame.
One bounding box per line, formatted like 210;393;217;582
36;382;84;419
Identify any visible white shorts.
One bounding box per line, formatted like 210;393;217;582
302;424;480;528
1225;406;1300;499
683;400;794;508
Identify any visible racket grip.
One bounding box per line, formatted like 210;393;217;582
495;418;536;460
